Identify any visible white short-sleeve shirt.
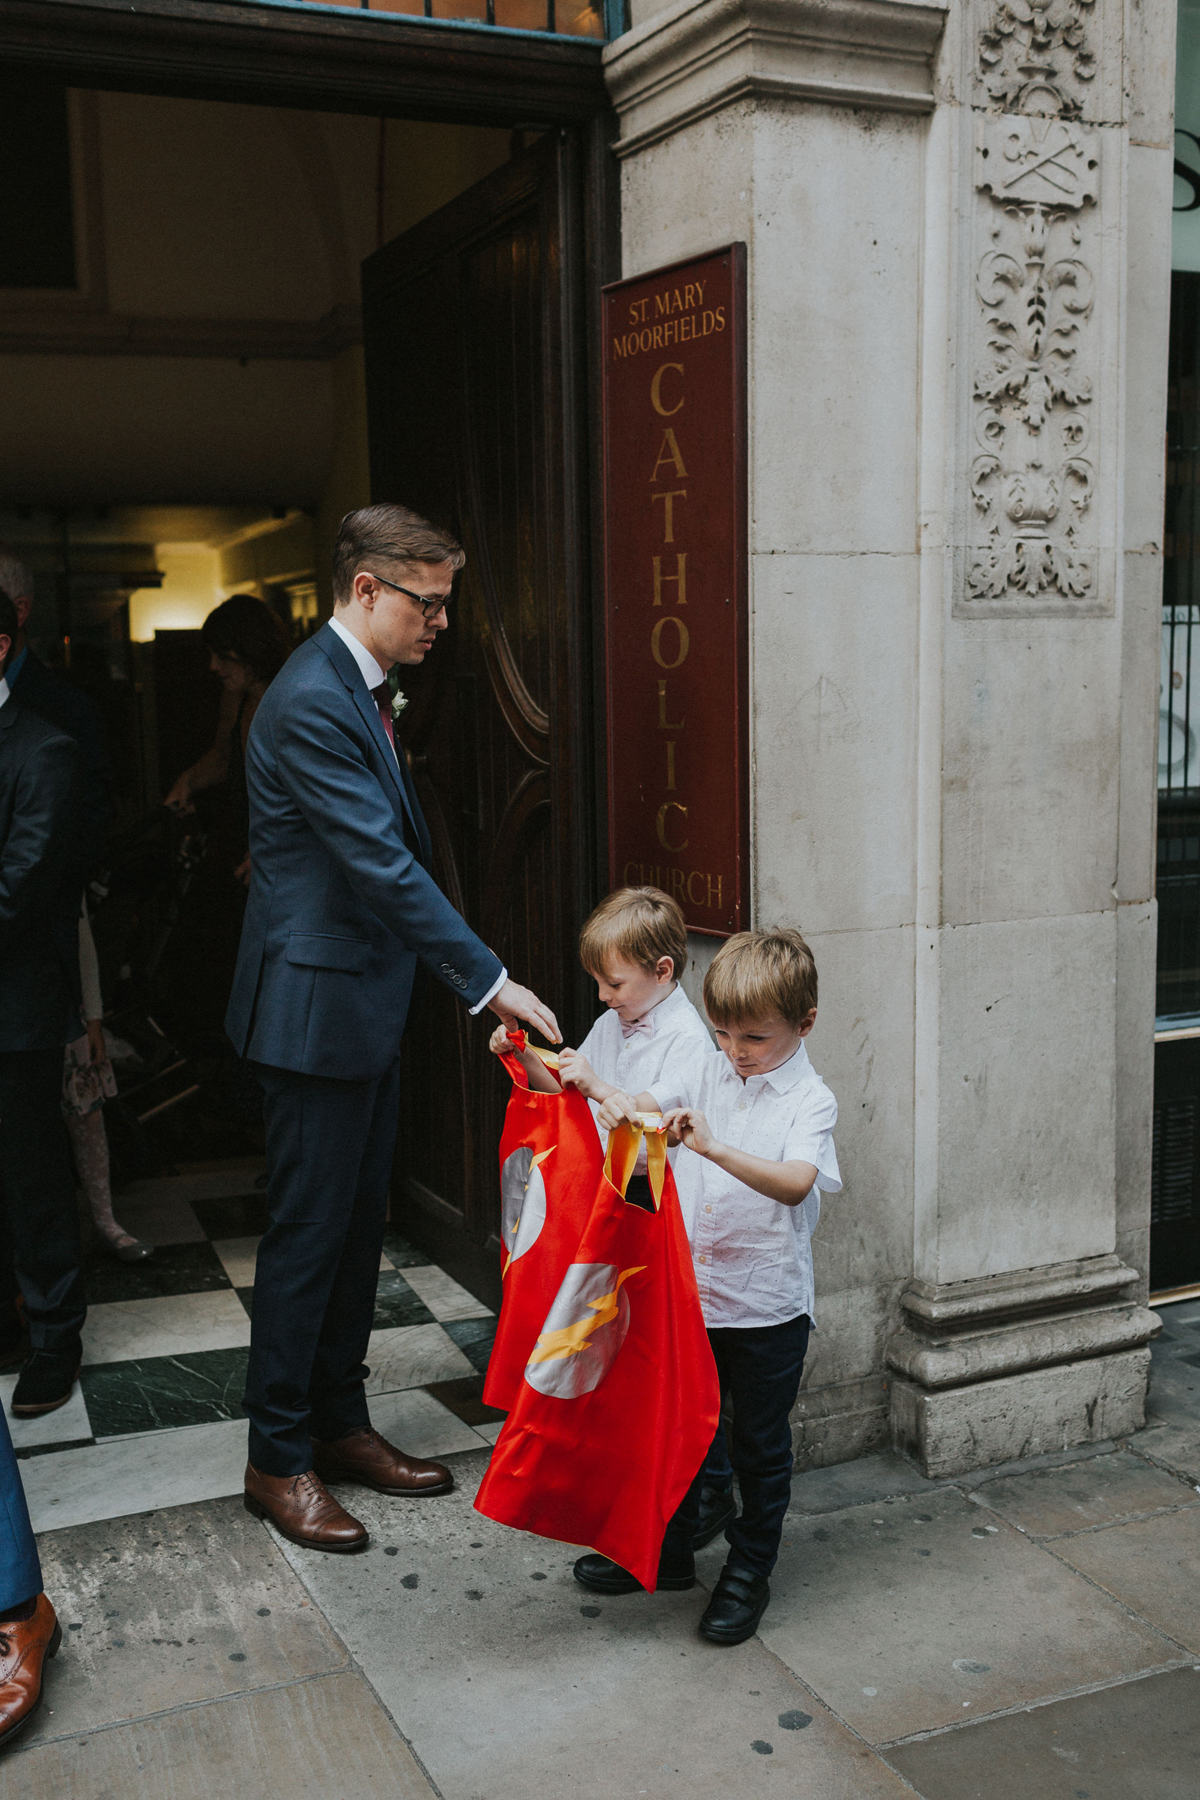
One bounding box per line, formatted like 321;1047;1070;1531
663;1040;841;1330
577;983;713;1146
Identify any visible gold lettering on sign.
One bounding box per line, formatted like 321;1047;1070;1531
652;554;687;607
621;862;724;910
650;363;684;416
665;741;677;791
656;802;689;852
651;617;690;670
608;304;726;362
650;432;688;481
657;680;684;729
651;489;687;542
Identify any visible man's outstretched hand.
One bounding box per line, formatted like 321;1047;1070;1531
488;979;562;1045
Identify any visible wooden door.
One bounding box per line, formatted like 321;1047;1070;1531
362;132;598;1306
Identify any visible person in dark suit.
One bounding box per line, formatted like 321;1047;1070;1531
0;592;87;1417
227;504;560;1553
0;549;112;883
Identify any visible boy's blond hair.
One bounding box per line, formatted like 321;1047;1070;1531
704;928;818;1030
579;887;688;982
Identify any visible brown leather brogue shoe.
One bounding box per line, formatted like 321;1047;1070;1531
0;1595;61;1751
243;1463;369;1553
312;1426;454;1497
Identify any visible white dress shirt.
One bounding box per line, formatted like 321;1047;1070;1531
577;983;713;1168
0;674;9;710
578;983;712;1121
667;1040;841;1330
327;612;505;1016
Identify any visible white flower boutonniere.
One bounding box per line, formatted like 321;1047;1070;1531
385;667;408;719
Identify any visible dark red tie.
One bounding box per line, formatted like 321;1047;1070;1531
371;680;395;751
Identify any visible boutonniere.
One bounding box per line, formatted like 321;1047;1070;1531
386;668;408;719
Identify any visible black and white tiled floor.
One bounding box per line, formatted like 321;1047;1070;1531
7;1159;501;1534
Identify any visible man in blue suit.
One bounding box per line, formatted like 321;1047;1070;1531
227;504;559;1553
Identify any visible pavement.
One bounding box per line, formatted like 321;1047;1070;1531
4;1190;1200;1798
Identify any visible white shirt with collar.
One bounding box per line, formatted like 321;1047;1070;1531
0;675;9;709
667;1039;841;1330
326;613;505;1017
329;612;388;696
577;982;713;1131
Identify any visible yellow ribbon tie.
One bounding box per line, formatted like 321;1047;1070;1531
603;1113;667;1210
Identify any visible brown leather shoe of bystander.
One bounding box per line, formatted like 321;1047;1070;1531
243;1464;369;1552
0;1596;61;1751
312;1426;454;1497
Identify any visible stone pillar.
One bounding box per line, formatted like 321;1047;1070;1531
606;0;1171;1477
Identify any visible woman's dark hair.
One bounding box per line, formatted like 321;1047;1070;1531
201;594;290;685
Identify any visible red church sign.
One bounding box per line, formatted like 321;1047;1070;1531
601;245;748;936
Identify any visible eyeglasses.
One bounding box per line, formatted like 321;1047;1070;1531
363;572;451;618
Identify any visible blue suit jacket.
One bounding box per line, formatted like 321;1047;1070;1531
225;623;502;1081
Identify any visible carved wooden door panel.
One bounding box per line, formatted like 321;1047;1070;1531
362;134;595;1307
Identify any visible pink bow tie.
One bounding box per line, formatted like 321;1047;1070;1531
620;1015;655;1040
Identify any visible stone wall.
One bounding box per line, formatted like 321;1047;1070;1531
607;0;1172;1475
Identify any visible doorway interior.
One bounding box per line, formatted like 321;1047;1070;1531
0;68;613;1299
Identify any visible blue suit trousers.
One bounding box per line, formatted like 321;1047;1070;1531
244;1058;402;1476
0;1405;41;1614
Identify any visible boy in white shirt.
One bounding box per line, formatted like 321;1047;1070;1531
573;927;841;1648
491;885;712;1162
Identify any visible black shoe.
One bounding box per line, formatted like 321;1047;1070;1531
698;1562;770;1646
573;1549;696;1594
692;1484;737;1552
11;1344;82;1418
0;1318;27;1376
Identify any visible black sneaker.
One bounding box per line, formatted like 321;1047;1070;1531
11;1343;82;1418
698;1561;771;1646
692;1483;737;1552
573;1549;696;1594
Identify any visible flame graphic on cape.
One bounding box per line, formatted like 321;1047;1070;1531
527;1266;646;1366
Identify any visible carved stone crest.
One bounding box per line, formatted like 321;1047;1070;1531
976;114;1099;209
978;0;1097;118
964;4;1104;615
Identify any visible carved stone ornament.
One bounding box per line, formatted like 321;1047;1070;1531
978;0;1097;118
963;83;1102;610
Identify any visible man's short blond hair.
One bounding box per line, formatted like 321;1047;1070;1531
579;887;688;982
331;504;464;605
704;928;818;1029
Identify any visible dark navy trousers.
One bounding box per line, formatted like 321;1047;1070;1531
0;1403;40;1615
663;1314;810;1579
0;1047;86;1352
244;1058;401;1476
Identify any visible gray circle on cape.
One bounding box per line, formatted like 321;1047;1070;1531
500;1146;548;1264
524;1262;633;1400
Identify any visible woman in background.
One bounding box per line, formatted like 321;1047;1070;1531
64;900;152;1263
164;595;290;883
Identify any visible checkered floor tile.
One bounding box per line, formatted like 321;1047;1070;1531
10;1159;503;1533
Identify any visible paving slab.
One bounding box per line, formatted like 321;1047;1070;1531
27;1496;347;1742
884;1664;1200;1800
272;1451;914;1800
757;1486;1178;1743
4;1670;434;1800
21;1418;246;1531
787;1448;947;1515
1134;1418;1200;1485
1048;1506;1200;1654
970;1448;1199;1538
